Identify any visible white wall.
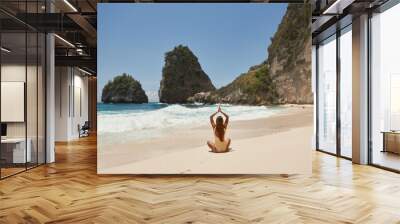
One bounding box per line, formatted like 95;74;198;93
1;65;26;139
1;65;40;137
55;67;89;141
55;66;70;141
1;63;46;164
72;73;89;138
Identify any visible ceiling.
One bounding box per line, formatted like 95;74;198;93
3;0;386;75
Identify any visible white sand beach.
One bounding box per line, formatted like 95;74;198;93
98;105;313;174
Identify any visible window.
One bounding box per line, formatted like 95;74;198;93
317;35;337;154
370;2;400;171
339;26;352;158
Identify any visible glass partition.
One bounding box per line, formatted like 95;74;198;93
1;31;28;177
317;35;337;154
0;1;46;179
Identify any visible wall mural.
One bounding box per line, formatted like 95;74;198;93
97;3;313;174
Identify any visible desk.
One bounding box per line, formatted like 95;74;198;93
381;131;400;154
1;138;31;163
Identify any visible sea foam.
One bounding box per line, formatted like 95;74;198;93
98;104;280;135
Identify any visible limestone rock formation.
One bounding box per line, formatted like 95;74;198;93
159;45;215;104
101;73;148;104
266;3;313;104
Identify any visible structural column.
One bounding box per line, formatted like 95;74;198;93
46;0;55;163
352;14;369;164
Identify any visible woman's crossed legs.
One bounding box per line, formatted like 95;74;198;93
207;138;231;153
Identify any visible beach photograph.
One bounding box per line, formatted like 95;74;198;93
97;3;313;174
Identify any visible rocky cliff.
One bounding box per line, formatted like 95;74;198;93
101;73;148;103
187;4;312;105
159;45;215;104
267;3;312;104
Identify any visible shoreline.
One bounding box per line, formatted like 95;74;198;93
97;103;312;143
98;105;313;173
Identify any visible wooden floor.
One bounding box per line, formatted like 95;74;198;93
1;135;400;223
0;167;26;178
373;151;400;171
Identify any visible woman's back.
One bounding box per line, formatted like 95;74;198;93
214;127;229;152
207;106;231;153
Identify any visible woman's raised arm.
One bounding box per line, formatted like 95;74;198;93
220;110;229;127
210;111;218;128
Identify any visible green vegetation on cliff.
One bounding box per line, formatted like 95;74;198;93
102;73;148;104
215;63;279;105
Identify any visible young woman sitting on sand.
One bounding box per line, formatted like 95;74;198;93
207;106;231;153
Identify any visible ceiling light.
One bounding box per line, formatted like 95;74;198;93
76;48;85;55
323;0;355;15
63;0;78;12
78;67;93;76
54;34;75;48
1;47;11;53
323;0;341;14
